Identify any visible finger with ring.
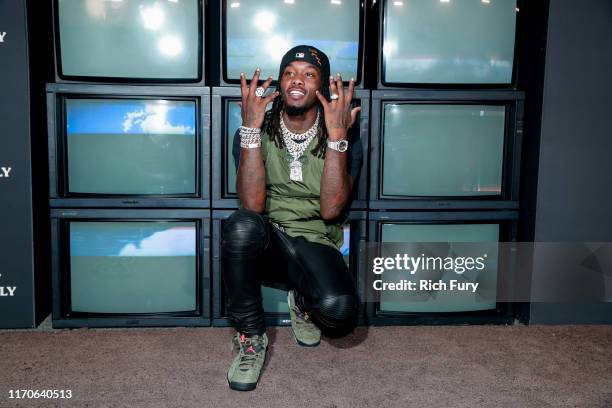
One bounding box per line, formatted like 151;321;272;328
328;75;339;103
255;86;265;98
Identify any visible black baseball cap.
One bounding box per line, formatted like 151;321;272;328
277;45;331;100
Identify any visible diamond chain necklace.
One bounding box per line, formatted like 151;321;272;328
280;110;320;160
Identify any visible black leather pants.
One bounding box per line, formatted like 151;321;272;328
221;209;358;337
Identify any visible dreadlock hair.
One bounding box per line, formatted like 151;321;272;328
263;92;329;159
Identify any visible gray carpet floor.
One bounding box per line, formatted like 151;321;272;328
0;322;611;408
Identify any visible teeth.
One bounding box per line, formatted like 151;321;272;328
289;90;305;96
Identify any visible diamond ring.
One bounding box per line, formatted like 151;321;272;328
330;93;339;101
255;87;265;97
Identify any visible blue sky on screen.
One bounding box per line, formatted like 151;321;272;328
66;99;196;135
70;223;196;257
341;225;350;257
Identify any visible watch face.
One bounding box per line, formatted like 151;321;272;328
338;140;349;152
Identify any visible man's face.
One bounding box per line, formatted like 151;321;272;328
279;61;322;114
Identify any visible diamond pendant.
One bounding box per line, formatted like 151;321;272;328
289;160;303;182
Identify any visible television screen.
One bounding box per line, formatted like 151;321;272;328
69;221;197;314
57;0;200;80
259;225;351;314
379;223;499;313
383;0;517;84
65;98;197;195
382;104;505;197
225;0;361;82
226;100;242;195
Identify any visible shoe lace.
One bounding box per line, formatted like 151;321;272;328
291;292;313;326
237;334;264;372
294;309;312;326
293;308;320;336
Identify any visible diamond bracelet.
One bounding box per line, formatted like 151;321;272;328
239;126;262;149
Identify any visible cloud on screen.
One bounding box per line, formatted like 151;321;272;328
122;103;194;135
119;227;196;257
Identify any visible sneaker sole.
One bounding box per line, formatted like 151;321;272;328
228;380;258;391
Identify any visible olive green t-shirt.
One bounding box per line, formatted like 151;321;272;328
233;124;363;250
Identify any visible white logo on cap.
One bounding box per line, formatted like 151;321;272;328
296;52;304;58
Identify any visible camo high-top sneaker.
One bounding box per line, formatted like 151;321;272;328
227;332;268;391
287;290;321;347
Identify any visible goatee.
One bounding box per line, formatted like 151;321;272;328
284;105;308;116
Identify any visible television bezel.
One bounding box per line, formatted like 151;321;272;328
51;0;206;85
50;209;212;328
46;84;211;208
211;86;370;209
369;89;524;210
212;0;368;88
211;209;367;327
376;0;524;89
366;210;518;325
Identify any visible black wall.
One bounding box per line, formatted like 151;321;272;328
0;0;51;328
528;0;612;323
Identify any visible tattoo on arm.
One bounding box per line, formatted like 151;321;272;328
320;149;351;220
236;148;266;213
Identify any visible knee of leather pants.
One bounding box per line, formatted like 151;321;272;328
312;293;359;338
221;209;268;258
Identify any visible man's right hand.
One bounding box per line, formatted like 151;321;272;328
240;68;279;129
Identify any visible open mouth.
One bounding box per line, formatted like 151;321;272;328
287;88;306;99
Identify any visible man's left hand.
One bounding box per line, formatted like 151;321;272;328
315;73;362;141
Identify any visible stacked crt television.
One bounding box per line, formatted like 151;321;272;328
209;0;369;325
48;0;211;327
46;0;527;328
368;0;523;324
